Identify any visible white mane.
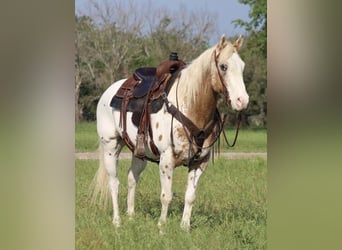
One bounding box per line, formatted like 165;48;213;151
177;47;215;103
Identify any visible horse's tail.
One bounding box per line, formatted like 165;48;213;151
89;142;110;210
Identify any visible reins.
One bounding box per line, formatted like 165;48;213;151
220;113;242;147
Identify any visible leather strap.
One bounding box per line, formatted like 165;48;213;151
214;50;230;102
163;94;221;151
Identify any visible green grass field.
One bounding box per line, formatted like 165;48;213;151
76;122;267;249
75;122;99;152
76;158;266;249
75;122;267;153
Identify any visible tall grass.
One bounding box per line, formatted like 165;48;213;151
76;157;267;249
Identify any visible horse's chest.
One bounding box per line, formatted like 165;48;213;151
170;125;212;165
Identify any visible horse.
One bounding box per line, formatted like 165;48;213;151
92;35;249;231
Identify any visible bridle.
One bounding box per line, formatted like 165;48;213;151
214;50;230;104
162;49;242;166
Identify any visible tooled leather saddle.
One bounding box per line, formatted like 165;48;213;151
110;52;186;160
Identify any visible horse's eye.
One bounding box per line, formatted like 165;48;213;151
220;64;228;71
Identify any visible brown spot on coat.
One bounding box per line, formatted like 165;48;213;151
176;127;188;142
156;122;159;129
158;134;163;141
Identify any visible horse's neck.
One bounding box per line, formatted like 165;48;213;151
172;48;218;128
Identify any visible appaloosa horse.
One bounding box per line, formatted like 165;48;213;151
92;35;249;231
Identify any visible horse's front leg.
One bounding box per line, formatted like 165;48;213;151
180;158;209;231
127;156;147;218
158;150;175;229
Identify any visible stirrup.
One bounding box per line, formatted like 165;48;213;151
134;134;146;158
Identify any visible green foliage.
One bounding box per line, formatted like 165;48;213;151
233;0;267;57
233;0;266;31
241;40;267;125
76;158;267;249
78;80;103;121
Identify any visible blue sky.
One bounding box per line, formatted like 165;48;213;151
75;0;250;45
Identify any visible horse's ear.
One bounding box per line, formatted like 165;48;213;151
217;34;228;51
233;35;244;50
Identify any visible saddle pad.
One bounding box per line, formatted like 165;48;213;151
110;95;163;112
110;96;164;126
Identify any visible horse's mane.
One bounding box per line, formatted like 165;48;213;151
177;47;215;103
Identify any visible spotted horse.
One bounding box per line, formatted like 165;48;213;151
92;35;249;232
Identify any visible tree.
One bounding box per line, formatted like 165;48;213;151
75;15;97;122
75;1;145;121
233;0;266;57
232;0;267;127
75;0;217;121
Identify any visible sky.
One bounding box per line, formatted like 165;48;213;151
75;0;250;45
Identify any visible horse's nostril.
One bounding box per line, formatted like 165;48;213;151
237;97;243;105
237;97;248;108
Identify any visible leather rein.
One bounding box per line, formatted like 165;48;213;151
162;50;242;165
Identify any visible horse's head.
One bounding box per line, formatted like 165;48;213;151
212;35;249;111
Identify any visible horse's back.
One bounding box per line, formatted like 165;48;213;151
96;79;126;139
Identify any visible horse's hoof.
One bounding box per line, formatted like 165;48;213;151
112;218;121;228
180;221;190;232
158;220;166;235
159;228;166;236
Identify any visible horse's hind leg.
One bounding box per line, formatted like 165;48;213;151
127;157;147;217
101;136;123;227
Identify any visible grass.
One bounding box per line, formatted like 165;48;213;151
75;122;267;249
75;122;98;152
76;157;267;249
220;128;267;152
75;122;267;153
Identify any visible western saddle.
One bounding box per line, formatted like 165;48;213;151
110;52;186;160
